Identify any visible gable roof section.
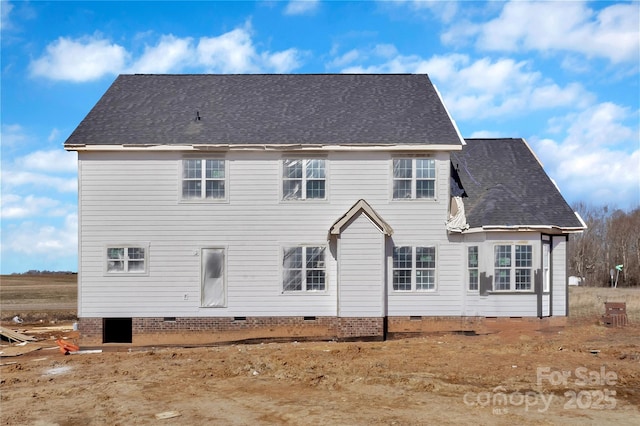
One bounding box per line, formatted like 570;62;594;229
452;138;584;231
330;199;393;236
64;74;464;148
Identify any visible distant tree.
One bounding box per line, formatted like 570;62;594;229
569;203;640;287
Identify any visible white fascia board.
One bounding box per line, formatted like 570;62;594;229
431;81;466;147
478;225;585;234
65;143;464;152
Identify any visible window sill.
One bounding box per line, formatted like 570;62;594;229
179;198;229;204
104;272;149;277
487;291;535;295
391;198;438;202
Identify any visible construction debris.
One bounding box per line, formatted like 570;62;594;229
0;326;37;343
56;339;80;355
154;411;181;420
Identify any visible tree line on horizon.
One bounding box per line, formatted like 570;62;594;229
569;202;640;287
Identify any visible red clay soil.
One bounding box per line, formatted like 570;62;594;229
1;320;639;425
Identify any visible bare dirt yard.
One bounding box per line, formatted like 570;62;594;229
1;275;639;425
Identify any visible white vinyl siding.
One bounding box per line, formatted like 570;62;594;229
338;212;385;317
552;236;568;316
76;151;567;320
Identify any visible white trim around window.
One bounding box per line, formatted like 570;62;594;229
180;157;228;202
392;157;436;200
281;158;327;201
493;244;533;292
392;245;437;292
467;245;479;292
104;243;150;276
281;245;328;292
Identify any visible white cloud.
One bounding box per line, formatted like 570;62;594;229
197;25;303;73
1;213;78;256
197;26;260;73
15;149;77;173
1;124;28;147
533;103;640;208
284;0;319;16
3;149;77;193
128;34;194;74
262;48;303;73
328;49;360;68
30;35;128;82
47;128;60;143
29;25;304;82
468;130;503;139
1;1;14;31
445;1;639;65
1;194;69;219
339;49;594;120
1;170;77;193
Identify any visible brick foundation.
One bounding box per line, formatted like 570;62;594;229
78;315;566;347
387;315;567;337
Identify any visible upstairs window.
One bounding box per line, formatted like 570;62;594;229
283;246;326;292
494;244;533;291
468;246;479;292
283;159;326;200
392;246;437;291
182;159;226;200
393;158;436;199
106;246;147;274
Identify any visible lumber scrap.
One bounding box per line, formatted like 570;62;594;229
0;326;37;343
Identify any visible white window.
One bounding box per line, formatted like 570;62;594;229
468;246;479;292
393;158;436;199
542;243;550;293
283;246;326;291
494;244;533;291
106;246;147;274
182;159;226;200
392;246;436;291
282;159;326;200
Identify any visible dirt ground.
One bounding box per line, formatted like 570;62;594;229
1;319;639;425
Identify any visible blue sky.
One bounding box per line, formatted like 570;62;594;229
1;0;639;274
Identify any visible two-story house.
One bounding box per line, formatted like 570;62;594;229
64;74;585;346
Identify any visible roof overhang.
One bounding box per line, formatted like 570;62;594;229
329;199;393;237
64;143;464;153
461;225;586;235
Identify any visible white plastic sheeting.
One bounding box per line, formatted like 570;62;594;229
446;196;469;232
202;248;225;307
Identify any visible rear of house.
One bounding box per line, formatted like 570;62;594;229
64;74;584;346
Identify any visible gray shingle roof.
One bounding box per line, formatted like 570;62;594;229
64;74;463;147
453;138;583;229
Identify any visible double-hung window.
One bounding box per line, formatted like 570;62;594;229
494;244;533;291
283;246;326;292
393;158;436;199
182;159;226;200
392;246;436;291
282;159;326;200
106;246;147;274
468;246;479;292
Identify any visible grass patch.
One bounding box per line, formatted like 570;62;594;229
569;286;640;322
